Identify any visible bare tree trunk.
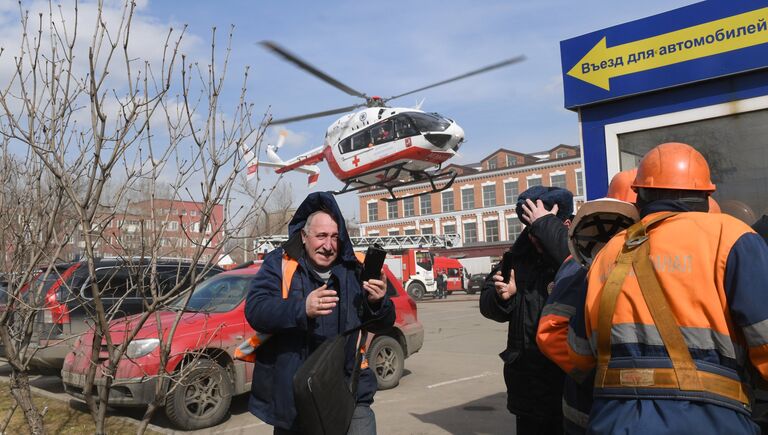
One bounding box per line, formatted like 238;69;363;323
8;368;45;435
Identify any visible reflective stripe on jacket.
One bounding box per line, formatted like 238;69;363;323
568;210;768;425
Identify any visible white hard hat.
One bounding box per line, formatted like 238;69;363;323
568;198;639;266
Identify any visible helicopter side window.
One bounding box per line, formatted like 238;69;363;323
339;137;352;154
350;130;371;152
409;112;451;132
371;121;394;145
394;116;418;139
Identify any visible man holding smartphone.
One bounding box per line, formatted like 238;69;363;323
480;186;573;435
245;192;395;435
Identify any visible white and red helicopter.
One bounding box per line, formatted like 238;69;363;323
248;41;524;201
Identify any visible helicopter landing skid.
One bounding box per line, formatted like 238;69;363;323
333;164;457;201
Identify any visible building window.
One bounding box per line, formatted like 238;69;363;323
388;202;398;220
443;223;456;235
168;221;179;231
403;197;415;217
404;228;417;235
421;227;434;235
461;188;475;210
507;217;522;242
575;171;584;196
556;150;568;159
504;181;519;205
367;202;378;222
485;220;499;242
388;229;400;236
528;177;542;188
463;222;478;243
488;159;497;170
550;173;566;189
506;155;517;167
482;184;497;207
420;194;432;215
442;191;454;212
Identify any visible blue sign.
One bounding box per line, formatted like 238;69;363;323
561;1;768;109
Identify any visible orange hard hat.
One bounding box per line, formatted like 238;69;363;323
606;168;638;203
708;197;720;213
631;142;716;192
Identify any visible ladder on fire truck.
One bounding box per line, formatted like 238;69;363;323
252;233;462;253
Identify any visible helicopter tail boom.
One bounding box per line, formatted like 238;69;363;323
247;145;324;188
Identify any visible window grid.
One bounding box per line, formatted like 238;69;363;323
507;217;522;242
485;220;499;242
504;182;519;205
387;202;398;220
483;184;497;207
550;174;567;189
576;171;584;196
463;222;478;243
420;194;432;215
461;189;475;210
367;203;378;222
442;191;455;212
403;197;415;217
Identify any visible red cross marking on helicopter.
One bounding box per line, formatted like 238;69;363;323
352;155;361;167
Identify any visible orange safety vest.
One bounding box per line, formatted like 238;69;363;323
592;212;750;407
235;252;368;368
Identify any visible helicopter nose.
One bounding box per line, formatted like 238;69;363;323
451;123;465;151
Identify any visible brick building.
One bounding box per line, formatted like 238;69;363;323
64;199;225;262
358;145;584;257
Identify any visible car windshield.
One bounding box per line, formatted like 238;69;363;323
171;274;251;313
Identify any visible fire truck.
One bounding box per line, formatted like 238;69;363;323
384;249;435;300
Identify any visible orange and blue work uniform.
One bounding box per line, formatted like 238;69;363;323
537;257;593;434
567;202;768;434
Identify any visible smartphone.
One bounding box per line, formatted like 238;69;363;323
360;245;387;282
500;251;515;284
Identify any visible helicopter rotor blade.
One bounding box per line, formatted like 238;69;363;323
260;41;369;100
384;55;526;102
269;104;365;125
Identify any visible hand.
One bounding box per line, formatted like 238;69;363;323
306;285;339;318
363;271;386;304
492;270;517;301
522;199;558;225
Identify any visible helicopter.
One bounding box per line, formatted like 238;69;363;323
249;41;524;201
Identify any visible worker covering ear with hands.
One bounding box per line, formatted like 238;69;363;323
480;185;574;435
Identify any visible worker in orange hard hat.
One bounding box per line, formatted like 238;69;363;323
537;169;639;434
605;168;637;203
565;142;768;434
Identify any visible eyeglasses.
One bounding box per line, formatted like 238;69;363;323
304;231;339;243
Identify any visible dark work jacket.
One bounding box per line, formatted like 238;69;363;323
480;214;569;419
244;192;396;431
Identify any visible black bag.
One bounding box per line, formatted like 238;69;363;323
293;328;367;435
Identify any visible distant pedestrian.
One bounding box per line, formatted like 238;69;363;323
435;271;447;299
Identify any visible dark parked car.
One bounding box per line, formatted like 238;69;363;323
1;257;221;374
467;273;486;294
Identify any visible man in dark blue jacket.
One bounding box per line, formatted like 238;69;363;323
245;192;395;434
480;186;573;435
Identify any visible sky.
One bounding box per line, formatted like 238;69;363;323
0;0;699;224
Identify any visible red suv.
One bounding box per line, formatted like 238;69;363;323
61;264;423;430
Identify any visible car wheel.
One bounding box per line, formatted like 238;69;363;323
368;336;404;390
165;359;233;430
407;282;425;300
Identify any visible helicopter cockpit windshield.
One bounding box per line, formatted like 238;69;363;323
408;112;451;132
